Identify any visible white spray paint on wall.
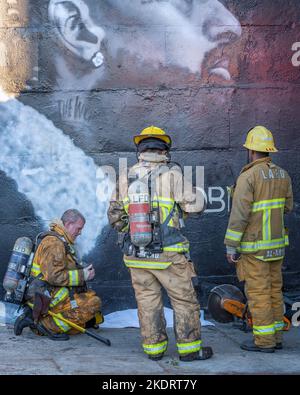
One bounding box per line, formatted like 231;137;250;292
102;0;241;78
0;0;242;256
0;93;113;255
49;0;106;67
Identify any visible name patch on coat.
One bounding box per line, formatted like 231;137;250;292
261;169;286;180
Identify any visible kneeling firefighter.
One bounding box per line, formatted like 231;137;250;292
10;209;103;340
108;126;213;361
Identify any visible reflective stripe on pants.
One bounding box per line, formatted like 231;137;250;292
50;288;69;308
253;324;275;336
52;313;72;333
274;321;285;332
177;340;202;355
143;341;168;356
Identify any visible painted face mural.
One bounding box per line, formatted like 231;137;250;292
45;0;241;87
0;0;242;257
95;0;242;80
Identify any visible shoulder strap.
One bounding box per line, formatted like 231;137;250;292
160;201;185;230
34;231;70;256
148;164;184;227
34;231;81;266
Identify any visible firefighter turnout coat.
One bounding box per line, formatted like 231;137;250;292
108;153;206;358
224;157;293;348
30;220;101;334
225;157;293;262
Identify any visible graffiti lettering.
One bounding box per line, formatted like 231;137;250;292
58;96;92;122
292;42;300;67
205;187;226;214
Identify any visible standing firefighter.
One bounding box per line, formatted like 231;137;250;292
108;126;213;361
225;126;293;352
14;209;102;340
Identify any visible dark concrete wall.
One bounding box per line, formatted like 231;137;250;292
0;0;299;313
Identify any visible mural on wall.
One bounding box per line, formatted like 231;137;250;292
0;0;242;253
0;0;299;309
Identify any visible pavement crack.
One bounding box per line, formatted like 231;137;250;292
210;324;243;346
50;358;63;374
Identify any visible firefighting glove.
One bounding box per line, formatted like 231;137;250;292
226;246;241;263
83;264;95;281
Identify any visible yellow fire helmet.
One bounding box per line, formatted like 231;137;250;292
243;126;278;153
134;126;172;147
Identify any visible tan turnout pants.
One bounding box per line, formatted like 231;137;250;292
40;289;101;335
236;254;284;348
129;252;201;357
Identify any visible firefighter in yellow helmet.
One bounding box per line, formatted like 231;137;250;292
224;126;293;352
108;126;213;361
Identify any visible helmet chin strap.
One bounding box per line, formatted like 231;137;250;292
138;151;171;163
247;150;252;164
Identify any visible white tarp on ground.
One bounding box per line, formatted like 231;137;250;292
102;308;214;328
0;301;24;326
0;302;214;328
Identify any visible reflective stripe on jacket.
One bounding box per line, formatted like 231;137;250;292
122;195;190;257
224;157;293;262
108;159;205;269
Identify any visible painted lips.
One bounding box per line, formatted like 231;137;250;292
209;58;231;81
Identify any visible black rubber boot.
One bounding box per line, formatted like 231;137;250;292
275;343;283;350
14;307;35;336
148;353;164;361
240;340;275;353
85;317;101;329
35;323;70;341
85;317;96;329
180;347;213;362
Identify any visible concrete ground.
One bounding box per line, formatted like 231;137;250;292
0;322;299;375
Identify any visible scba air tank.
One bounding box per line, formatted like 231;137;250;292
128;179;152;248
3;237;33;301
